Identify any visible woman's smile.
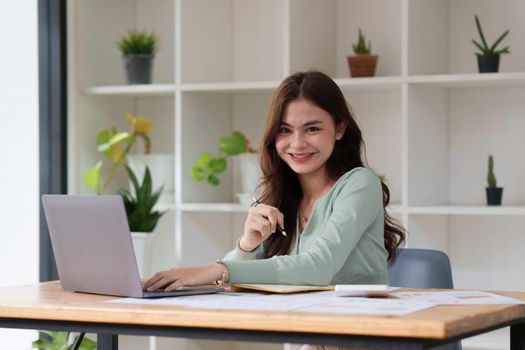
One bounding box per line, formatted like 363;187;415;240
289;152;316;163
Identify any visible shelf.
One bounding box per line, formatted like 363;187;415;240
180;203;403;215
83;84;176;96
81;73;525;97
408;206;525;216
334;76;404;90
180;202;250;213
179;81;280;93
407;72;525;88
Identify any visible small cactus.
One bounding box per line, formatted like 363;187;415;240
352;28;372;55
487;155;497;188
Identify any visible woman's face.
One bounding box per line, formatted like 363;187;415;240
275;98;345;178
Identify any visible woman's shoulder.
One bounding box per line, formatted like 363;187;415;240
337;167;381;187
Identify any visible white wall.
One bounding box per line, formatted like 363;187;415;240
0;0;39;348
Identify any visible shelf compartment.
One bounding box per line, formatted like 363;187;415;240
343;89;402;204
70;95;175;195
73;0;175;88
289;0;402;79
179;91;270;203
179;0;286;83
408;206;525;216
408;0;525;75
407;214;525;291
407;84;525;206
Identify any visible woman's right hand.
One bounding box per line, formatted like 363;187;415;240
240;203;285;252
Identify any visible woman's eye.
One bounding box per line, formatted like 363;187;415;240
279;127;291;134
307;127;320;133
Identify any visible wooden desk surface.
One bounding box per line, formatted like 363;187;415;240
1;281;524;340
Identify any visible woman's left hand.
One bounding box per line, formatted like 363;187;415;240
143;263;225;292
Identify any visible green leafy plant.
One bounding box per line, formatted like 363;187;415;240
83;114;153;194
120;165;165;232
32;331;96;350
117;30;158;55
472;15;510;56
191;131;255;186
352;28;372;55
487;155;497;188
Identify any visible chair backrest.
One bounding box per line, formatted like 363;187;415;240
388;248;461;350
389;248;453;289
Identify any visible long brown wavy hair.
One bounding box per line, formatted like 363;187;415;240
258;71;405;264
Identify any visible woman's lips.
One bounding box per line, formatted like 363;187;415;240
289;153;314;163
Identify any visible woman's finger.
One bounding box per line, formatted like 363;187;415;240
147;275;175;292
165;279;186;292
249;215;272;236
143;272;164;290
265;209;278;233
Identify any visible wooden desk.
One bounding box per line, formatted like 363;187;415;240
1;282;525;350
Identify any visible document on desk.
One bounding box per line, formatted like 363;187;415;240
109;290;435;316
392;290;525;305
230;283;334;293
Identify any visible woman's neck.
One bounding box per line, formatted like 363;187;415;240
298;172;335;203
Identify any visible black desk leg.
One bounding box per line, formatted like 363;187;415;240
98;333;118;350
511;323;525;350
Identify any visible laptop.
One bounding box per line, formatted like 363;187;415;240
42;194;222;298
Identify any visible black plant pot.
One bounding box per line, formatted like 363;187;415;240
486;187;503;206
477;54;500;73
123;54;154;84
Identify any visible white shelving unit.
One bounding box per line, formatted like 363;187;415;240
68;0;525;349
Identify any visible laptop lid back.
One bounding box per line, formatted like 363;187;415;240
42;195;144;298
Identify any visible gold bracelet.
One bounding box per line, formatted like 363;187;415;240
215;260;228;286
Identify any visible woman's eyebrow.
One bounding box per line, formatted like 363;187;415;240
280;120;322;127
303;120;322;127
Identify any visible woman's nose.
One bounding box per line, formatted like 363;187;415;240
290;131;306;148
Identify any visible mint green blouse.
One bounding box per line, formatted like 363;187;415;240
222;167;389;285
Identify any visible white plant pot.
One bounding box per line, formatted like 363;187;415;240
131;231;156;277
127;154;174;204
237;153;262;205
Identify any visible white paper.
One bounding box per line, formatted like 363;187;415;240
392;290;525;305
296;298;434;316
109;290;434;316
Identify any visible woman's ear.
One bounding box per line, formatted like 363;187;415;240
335;123;347;140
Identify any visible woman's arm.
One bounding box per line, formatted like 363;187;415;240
223;169;383;285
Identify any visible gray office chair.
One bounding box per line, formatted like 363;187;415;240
388;248;462;350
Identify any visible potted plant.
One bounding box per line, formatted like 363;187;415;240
347;28;378;77
120;165;165;276
486;155;503;206
32;331;96;350
117;30;159;84
83;113;174;203
472;15;510;73
191;131;260;203
83;113;153;194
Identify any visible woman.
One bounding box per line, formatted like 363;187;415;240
144;71;405;292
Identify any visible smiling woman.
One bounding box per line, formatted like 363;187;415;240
144;71;406;296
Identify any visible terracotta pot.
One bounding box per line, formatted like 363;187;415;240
347;55;378;77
